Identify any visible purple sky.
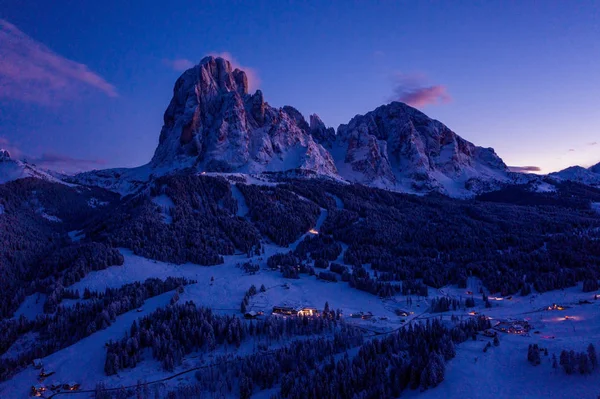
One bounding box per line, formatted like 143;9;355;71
1;1;599;174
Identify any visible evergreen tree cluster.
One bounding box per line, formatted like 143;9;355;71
237;184;321;246
241;284;259;313
105;301;347;375
87;174;262;265
0;277;192;381
430;297;461;313
348;265;402;297
558;344;598;375
189;316;490;399
294;234;342;263
280;179;600;297
0;178;117;319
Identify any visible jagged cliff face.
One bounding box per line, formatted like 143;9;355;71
151;56;337;176
334;102;509;195
71;56;513;198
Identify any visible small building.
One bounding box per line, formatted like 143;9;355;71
272;306;296;316
49;381;62;391
351;312;363;319
396;309;411;317
244;311;260;319
547;304;566;311
39;368;55;378
31;384;46;397
298;307;319;317
308;228;319;235
63;382;81;391
32;359;43;369
361;312;374;320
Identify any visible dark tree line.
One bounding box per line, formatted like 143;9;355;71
0;178;117;320
237;183;321;246
0;277;192;381
558;344;598;375
87;174;262;265
279;179;600;297
104;301;348;375
188;316;490;399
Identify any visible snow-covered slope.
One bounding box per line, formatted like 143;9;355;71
333;102;510;197
549;163;600;187
0;149;72;186
70;56;512;198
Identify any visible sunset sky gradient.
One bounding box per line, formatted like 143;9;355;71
1;1;598;173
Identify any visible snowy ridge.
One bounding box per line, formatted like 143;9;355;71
550;162;600;187
0;149;74;186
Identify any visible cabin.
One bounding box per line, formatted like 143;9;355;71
396;309;411;317
308;228;319;235
547;304;566;311
32;358;43;369
493;320;531;334
298;307;318;317
351;312;363;318
49;381;62;390
244;311;260;319
39;368;55;378
361;312;374;320
63;382;81;391
31;384;46;396
272;306;296;316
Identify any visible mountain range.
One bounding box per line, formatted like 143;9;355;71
0;55;598;196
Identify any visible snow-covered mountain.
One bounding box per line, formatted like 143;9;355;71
70;56;514;198
0;149;69;185
331;102;510;196
549;162;600;188
151;55;337;177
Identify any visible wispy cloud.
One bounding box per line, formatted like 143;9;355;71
0;136;105;173
209;51;261;91
389;72;451;108
31;152;107;170
162;58;195;72
0;19;117;105
589;142;598;146
509;166;542;173
568;148;576;152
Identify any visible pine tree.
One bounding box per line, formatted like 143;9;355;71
552;354;558;369
589;344;598;369
493;336;500;346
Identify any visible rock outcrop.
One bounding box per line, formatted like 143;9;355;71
334;102;509;196
151;56;338;176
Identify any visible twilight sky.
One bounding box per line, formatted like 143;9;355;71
1;1;599;174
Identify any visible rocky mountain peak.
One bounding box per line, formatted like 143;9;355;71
150;56;338;177
0;149;10;162
334;101;509;195
309;114;336;146
590;162;600;174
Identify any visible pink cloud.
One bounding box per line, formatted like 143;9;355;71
162;58;195;72
509;166;541;173
0;19;117;105
209;51;261;91
390;72;451;108
589;142;598;146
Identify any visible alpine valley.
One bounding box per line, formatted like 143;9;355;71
2;56;600;399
